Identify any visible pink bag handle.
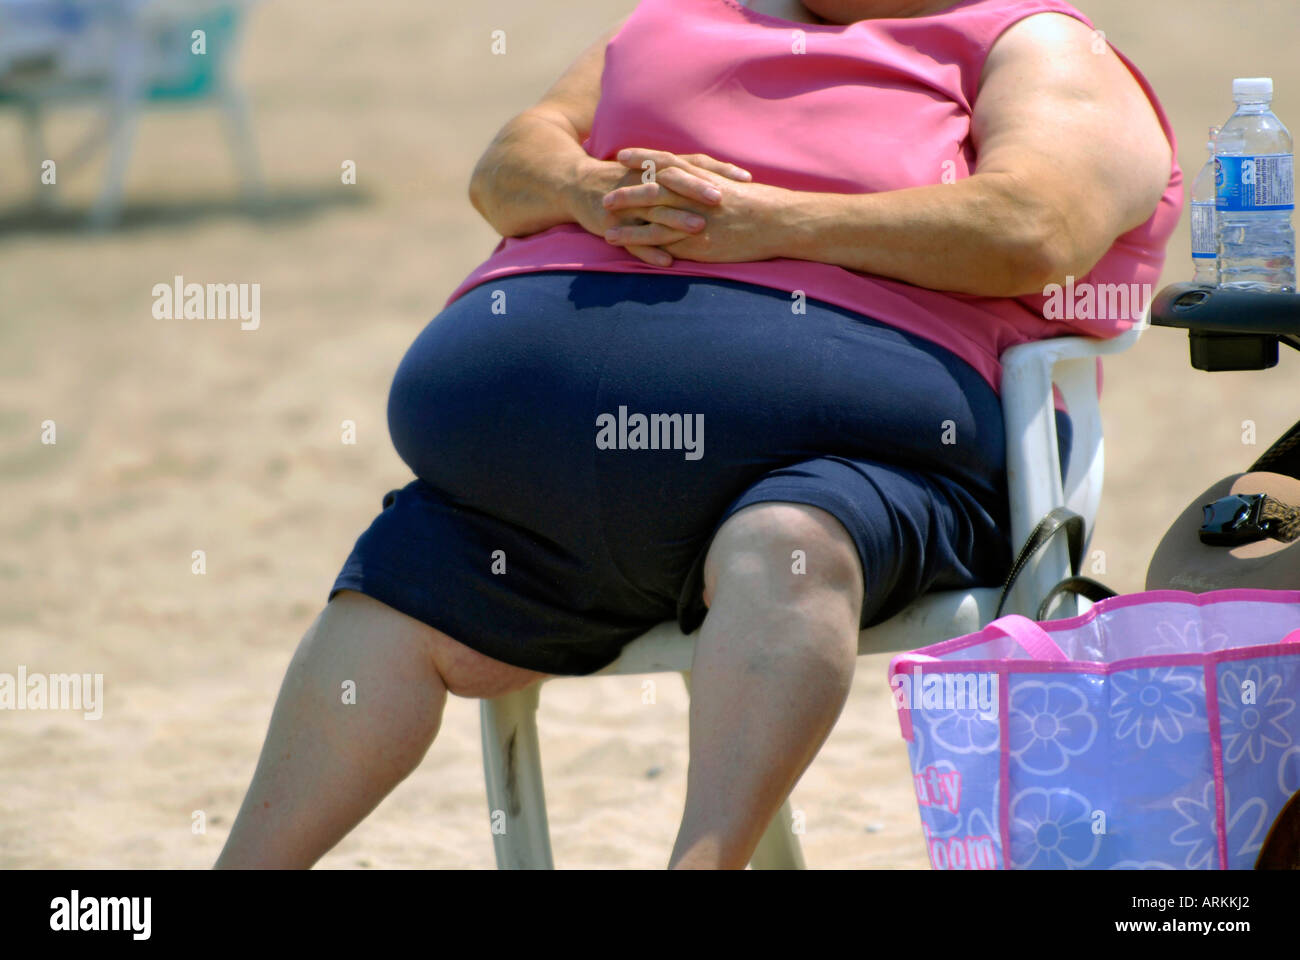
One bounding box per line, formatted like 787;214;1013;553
983;614;1069;662
892;615;1066;742
1285;629;1300;644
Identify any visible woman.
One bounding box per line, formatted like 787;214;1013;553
217;0;1181;869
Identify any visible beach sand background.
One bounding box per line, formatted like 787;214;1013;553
1;0;1297;868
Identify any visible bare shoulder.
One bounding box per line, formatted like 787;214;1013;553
974;10;1172;235
981;11;1163;120
985;11;1129;78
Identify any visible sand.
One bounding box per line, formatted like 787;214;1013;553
1;0;1297;869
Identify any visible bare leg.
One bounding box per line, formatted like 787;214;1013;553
670;503;864;869
216;590;547;868
215;592;449;867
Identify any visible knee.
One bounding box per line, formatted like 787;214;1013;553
702;503;863;612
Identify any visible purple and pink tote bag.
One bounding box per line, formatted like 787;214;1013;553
887;589;1300;870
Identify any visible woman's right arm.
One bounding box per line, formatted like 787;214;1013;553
467;23;621;239
466;19;751;254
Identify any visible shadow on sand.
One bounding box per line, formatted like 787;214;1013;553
0;186;373;236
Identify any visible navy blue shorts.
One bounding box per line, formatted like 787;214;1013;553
332;271;1071;675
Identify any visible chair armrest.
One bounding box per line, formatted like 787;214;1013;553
997;323;1143;618
1000;325;1143;535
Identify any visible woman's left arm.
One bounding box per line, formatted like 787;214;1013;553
605;13;1172;298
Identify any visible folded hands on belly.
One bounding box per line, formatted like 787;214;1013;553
593;147;792;265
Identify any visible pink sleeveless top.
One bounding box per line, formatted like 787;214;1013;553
445;0;1183;404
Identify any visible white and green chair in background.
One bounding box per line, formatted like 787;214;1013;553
0;0;262;226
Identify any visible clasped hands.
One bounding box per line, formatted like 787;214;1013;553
572;147;785;266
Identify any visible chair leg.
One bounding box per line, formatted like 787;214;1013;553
19;103;58;209
220;85;266;205
480;684;554;869
89;99;139;229
678;671;806;869
749;799;807;870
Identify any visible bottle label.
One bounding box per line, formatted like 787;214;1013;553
1215;153;1295;211
1191;201;1217;257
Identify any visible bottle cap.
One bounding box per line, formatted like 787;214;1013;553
1233;77;1273;100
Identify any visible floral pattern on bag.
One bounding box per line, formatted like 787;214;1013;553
1109;667;1198;748
1217;664;1295;766
1007;787;1101;868
1008;681;1098;775
1170;782;1269;870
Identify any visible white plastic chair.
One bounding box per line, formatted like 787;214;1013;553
480;319;1145;868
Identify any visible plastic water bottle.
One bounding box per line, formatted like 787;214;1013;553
1215;78;1296;292
1191;126;1220;283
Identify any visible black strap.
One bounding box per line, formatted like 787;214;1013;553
1260;495;1300;543
1034;576;1118;622
994;506;1088;619
1249;418;1300;480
